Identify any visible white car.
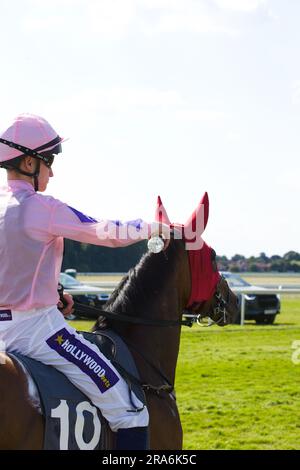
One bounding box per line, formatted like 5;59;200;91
221;272;281;324
59;273;109;319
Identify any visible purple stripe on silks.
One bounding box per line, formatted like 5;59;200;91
112;219;143;231
68;206;98;223
0;310;12;321
46;328;119;393
128;219;143;231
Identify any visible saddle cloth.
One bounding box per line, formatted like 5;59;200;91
9;329;145;450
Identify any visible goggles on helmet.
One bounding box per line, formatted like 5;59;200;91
0;137;62;168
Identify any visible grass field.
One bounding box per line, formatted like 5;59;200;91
78;274;300;286
243;275;300;286
70;295;300;450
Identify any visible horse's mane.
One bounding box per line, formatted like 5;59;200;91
94;240;180;328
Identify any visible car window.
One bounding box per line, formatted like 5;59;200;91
221;273;251;288
59;273;82;288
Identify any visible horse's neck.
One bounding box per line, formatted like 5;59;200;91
112;288;181;386
108;245;189;386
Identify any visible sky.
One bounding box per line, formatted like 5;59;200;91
0;0;299;258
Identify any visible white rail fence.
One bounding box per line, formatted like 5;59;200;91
64;281;300;326
235;287;300;325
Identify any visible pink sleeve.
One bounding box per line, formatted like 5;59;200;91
49;200;151;247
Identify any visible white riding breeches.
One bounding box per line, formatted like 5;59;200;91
0;306;149;432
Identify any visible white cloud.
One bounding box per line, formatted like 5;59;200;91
226;131;241;141
213;0;267;12
151;11;237;35
137;0;182;8
50;87;184;115
291;81;300;105
87;0;136;36
42;87;227;128
175;109;227;122
21;0;239;37
23;15;65;30
140;0;239;35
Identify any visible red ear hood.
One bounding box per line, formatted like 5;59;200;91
186;242;220;307
155;195;171;225
184;192;209;239
153;193;219;306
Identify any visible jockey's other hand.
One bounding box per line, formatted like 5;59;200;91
57;293;75;317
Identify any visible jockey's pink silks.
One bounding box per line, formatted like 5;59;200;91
0;179;151;311
0;178;150;433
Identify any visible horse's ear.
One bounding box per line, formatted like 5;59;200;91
184;192;209;235
155;195;171;225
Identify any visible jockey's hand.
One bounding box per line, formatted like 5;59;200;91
58;293;75;317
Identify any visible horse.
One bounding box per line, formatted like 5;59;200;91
0;194;238;450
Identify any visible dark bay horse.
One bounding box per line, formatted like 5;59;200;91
0;194;238;449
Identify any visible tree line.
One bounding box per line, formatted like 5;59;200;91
62;239;148;272
217;251;300;273
62;240;300;273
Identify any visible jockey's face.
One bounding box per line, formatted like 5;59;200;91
37;145;60;191
19;155;54;192
37;160;54;192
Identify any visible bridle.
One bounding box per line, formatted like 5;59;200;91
72;276;231;328
183;276;231;327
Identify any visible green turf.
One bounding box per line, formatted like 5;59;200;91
69;296;300;450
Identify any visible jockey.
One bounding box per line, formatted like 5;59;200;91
0;113;169;450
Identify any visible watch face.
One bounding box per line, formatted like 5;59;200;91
148;236;165;253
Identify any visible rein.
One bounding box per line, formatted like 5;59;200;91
73;275;230;328
69;277;230;399
72;303;194;398
73;301;195;327
115;336;175;396
90;330;174;398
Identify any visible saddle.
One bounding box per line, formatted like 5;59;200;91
9;329;146;450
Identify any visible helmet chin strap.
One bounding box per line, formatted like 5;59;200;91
33;160;40;191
